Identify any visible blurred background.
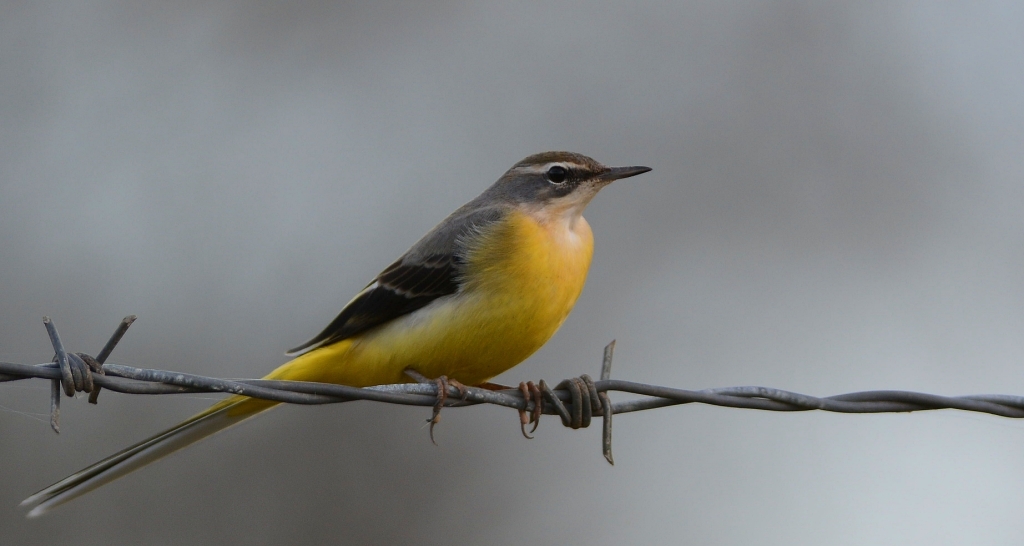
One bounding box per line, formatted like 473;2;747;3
2;1;1023;543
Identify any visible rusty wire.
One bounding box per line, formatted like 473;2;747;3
4;316;1024;465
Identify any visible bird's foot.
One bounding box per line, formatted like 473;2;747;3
427;376;469;445
474;381;544;438
517;381;543;439
404;370;467;445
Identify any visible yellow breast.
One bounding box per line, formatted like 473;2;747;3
274;208;594;387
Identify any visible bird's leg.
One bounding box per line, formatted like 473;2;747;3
517;381;544;439
472;381;544;438
404;369;468;445
476;381;512;391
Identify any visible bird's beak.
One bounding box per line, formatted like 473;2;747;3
598;165;652;182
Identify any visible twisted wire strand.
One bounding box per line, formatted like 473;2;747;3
3;317;1024;464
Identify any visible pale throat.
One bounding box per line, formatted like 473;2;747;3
520;187;602;235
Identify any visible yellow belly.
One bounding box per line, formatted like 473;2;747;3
268;209;595;387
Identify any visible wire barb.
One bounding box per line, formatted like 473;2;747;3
32;317;136;433
599;341;615;464
4;318;1024;463
88;315;136;404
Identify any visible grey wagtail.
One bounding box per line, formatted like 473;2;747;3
22;151;651;516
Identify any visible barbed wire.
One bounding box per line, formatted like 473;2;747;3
3;316;1024;464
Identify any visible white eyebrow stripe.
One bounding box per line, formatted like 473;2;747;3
517;162;588;174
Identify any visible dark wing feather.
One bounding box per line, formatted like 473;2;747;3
286;205;504;356
285;254;460;355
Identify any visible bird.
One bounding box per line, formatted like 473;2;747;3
21;151;651;517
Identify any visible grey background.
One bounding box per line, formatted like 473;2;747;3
2;1;1023;544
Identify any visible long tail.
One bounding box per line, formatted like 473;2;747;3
20;395;276;518
22;340;356;517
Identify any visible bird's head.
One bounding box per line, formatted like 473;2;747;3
489;151;651;222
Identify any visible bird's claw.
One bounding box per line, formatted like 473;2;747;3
517;381;543;439
427;375;467;445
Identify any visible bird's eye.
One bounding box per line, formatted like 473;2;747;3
546;166;568;184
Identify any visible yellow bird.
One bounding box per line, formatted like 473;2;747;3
22;151;650;516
